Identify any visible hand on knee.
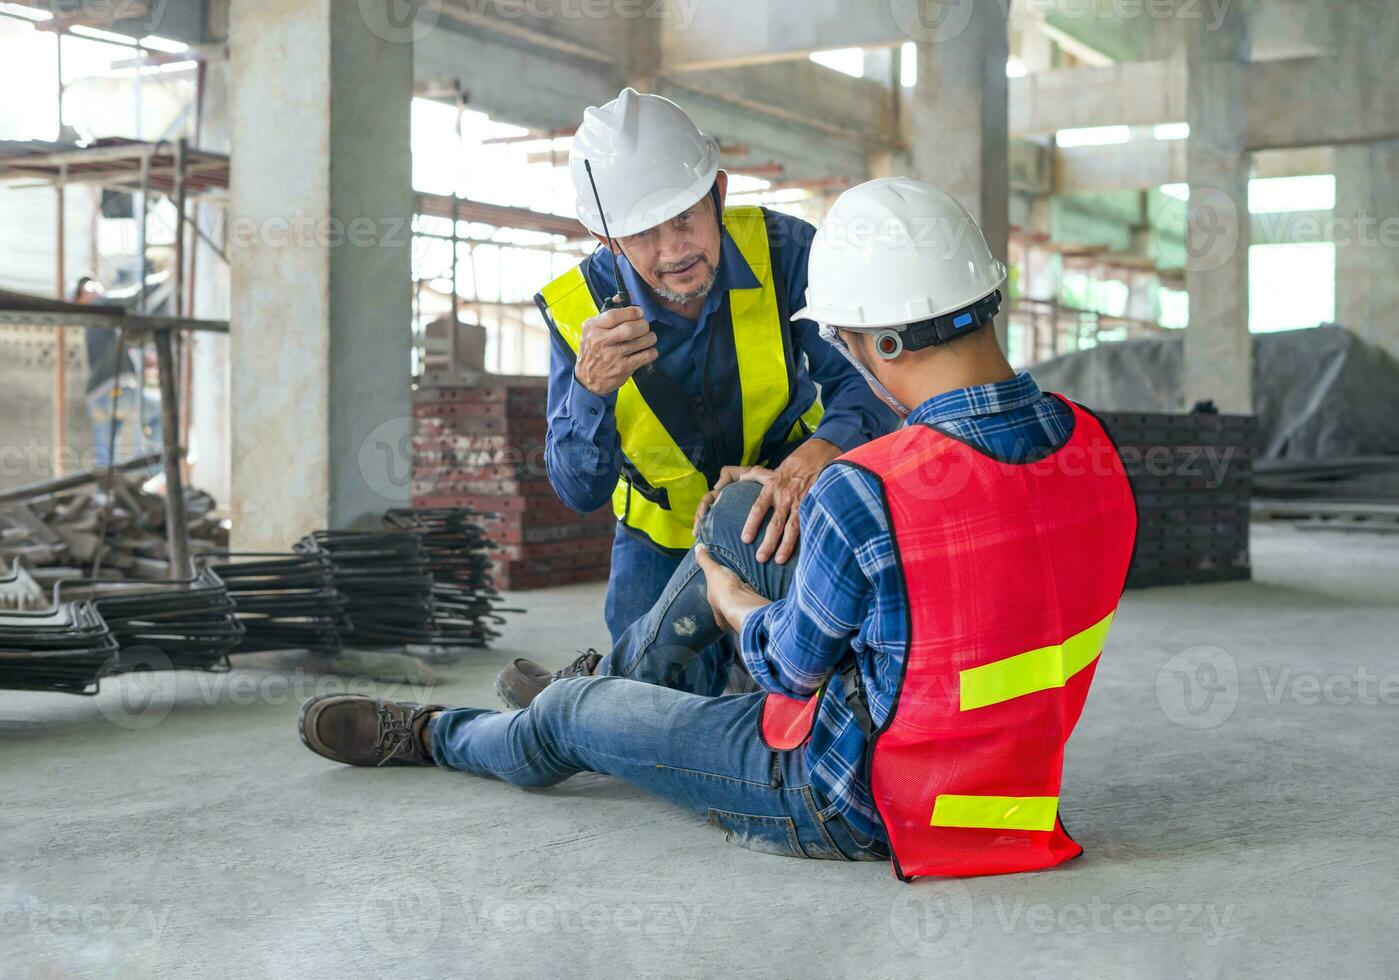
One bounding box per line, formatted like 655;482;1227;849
698;481;765;549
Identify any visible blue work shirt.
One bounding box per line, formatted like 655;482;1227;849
542;208;898;521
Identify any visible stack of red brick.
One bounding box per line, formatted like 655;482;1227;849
412;381;614;590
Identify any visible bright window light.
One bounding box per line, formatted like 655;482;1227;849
139;59;196;75
1158;287;1188;328
1249;174;1335;213
1159;183;1190;201
140;34;188;54
0;2;51;20
1006;56;1027;78
69;25;137;45
900;41;917;87
726;173;773;194
809;47;864;79
1153;122;1190;141
1055;125;1131;148
0;15;57;140
1249;243;1334;331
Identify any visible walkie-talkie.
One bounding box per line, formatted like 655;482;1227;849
584;159;631;312
584;158;656;383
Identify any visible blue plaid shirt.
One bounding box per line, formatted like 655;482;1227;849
739;371;1074;842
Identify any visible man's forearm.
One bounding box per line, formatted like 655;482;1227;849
715;589;771;636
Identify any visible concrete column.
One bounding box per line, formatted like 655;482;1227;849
1334;140;1399;361
229;0;413;548
904;2;1010;340
188;55;231;507
1182;13;1252;413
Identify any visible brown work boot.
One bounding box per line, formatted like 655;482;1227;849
495;650;601;710
298;694;445;766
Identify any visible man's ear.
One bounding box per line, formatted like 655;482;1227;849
590;231;621;256
714;170;728;208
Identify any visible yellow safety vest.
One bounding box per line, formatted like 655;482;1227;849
537;205;823;551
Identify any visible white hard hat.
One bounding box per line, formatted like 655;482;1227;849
794;176;1007;330
570;88;721;239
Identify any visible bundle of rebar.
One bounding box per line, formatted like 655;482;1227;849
208;552;345;654
57;569;245;672
385;507;509;652
0;598;118;695
295;530;439;648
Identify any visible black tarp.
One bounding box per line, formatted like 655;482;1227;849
1030;325;1399;460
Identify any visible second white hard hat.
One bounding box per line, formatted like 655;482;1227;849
570;88;721;240
794;177;1007;330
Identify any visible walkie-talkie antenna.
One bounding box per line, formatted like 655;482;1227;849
584;159;630;308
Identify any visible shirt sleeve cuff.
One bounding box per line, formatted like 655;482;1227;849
738;603;777;681
565;375;616;438
812;416;866;454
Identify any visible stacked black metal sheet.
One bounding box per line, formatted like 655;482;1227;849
385;508;508;652
0;599;118;694
1100;410;1257;588
60;569;244;671
209;552;346;654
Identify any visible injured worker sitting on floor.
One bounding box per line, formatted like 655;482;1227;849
296;177;1139;879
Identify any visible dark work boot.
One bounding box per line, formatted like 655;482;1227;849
298;694;445;766
495;650;601;710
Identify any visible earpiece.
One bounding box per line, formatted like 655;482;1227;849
873;330;903;360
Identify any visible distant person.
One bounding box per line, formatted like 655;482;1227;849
76;276;160;469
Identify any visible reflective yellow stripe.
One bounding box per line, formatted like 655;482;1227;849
537;265;595;346
958;612;1116;711
538;205;809;551
725;208;791;466
610;472;709;551
540;264;704;550
930;795;1059;832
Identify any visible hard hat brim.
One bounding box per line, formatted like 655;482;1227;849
793;263;1007;330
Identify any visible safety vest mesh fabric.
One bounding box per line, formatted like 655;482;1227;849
759;396;1137;879
538;205;823;551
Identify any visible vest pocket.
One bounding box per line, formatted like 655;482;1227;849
706;808;804;858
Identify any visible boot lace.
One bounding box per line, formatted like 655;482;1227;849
372;704;419;766
554;649;599;680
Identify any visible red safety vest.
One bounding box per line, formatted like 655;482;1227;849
760;396;1137;880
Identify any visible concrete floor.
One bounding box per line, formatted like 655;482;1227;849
3;523;1397;979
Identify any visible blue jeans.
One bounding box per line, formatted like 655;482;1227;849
431;482;886;861
602;520;731;697
602;526;682;643
87;384;162;469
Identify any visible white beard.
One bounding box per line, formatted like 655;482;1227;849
652;263;719;307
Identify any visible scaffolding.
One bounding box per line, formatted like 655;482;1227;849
0;287;228;578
